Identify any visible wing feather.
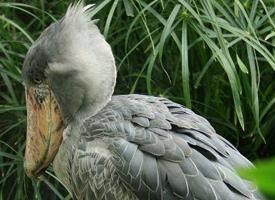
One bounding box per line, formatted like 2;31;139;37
70;94;262;200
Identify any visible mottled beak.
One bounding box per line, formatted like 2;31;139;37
24;86;64;178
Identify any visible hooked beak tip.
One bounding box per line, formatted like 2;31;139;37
24;159;47;179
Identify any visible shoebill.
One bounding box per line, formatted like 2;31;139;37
22;3;263;200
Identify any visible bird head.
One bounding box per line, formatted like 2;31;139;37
22;3;116;178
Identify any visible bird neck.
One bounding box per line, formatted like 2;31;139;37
59;64;116;127
58;69;116;140
47;35;117;127
73;60;117;124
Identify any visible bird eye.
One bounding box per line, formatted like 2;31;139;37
33;77;42;84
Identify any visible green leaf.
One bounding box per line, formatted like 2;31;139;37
158;4;181;61
89;0;112;19
123;0;134;17
103;0;119;38
236;54;249;74
0;15;33;43
265;31;275;41
39;176;65;199
239;158;275;196
181;21;191;108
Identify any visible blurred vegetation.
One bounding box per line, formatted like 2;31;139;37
0;0;275;199
240;158;275;199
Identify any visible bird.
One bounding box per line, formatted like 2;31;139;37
22;2;264;200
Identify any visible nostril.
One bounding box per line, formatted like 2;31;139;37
36;94;44;104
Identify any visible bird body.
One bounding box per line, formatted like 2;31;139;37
22;3;264;200
53;94;261;200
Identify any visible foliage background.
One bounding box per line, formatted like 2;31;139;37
0;0;274;199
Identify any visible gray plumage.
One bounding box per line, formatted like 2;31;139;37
54;95;263;200
22;2;264;200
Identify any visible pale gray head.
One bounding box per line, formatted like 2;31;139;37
23;3;117;178
23;3;116;125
